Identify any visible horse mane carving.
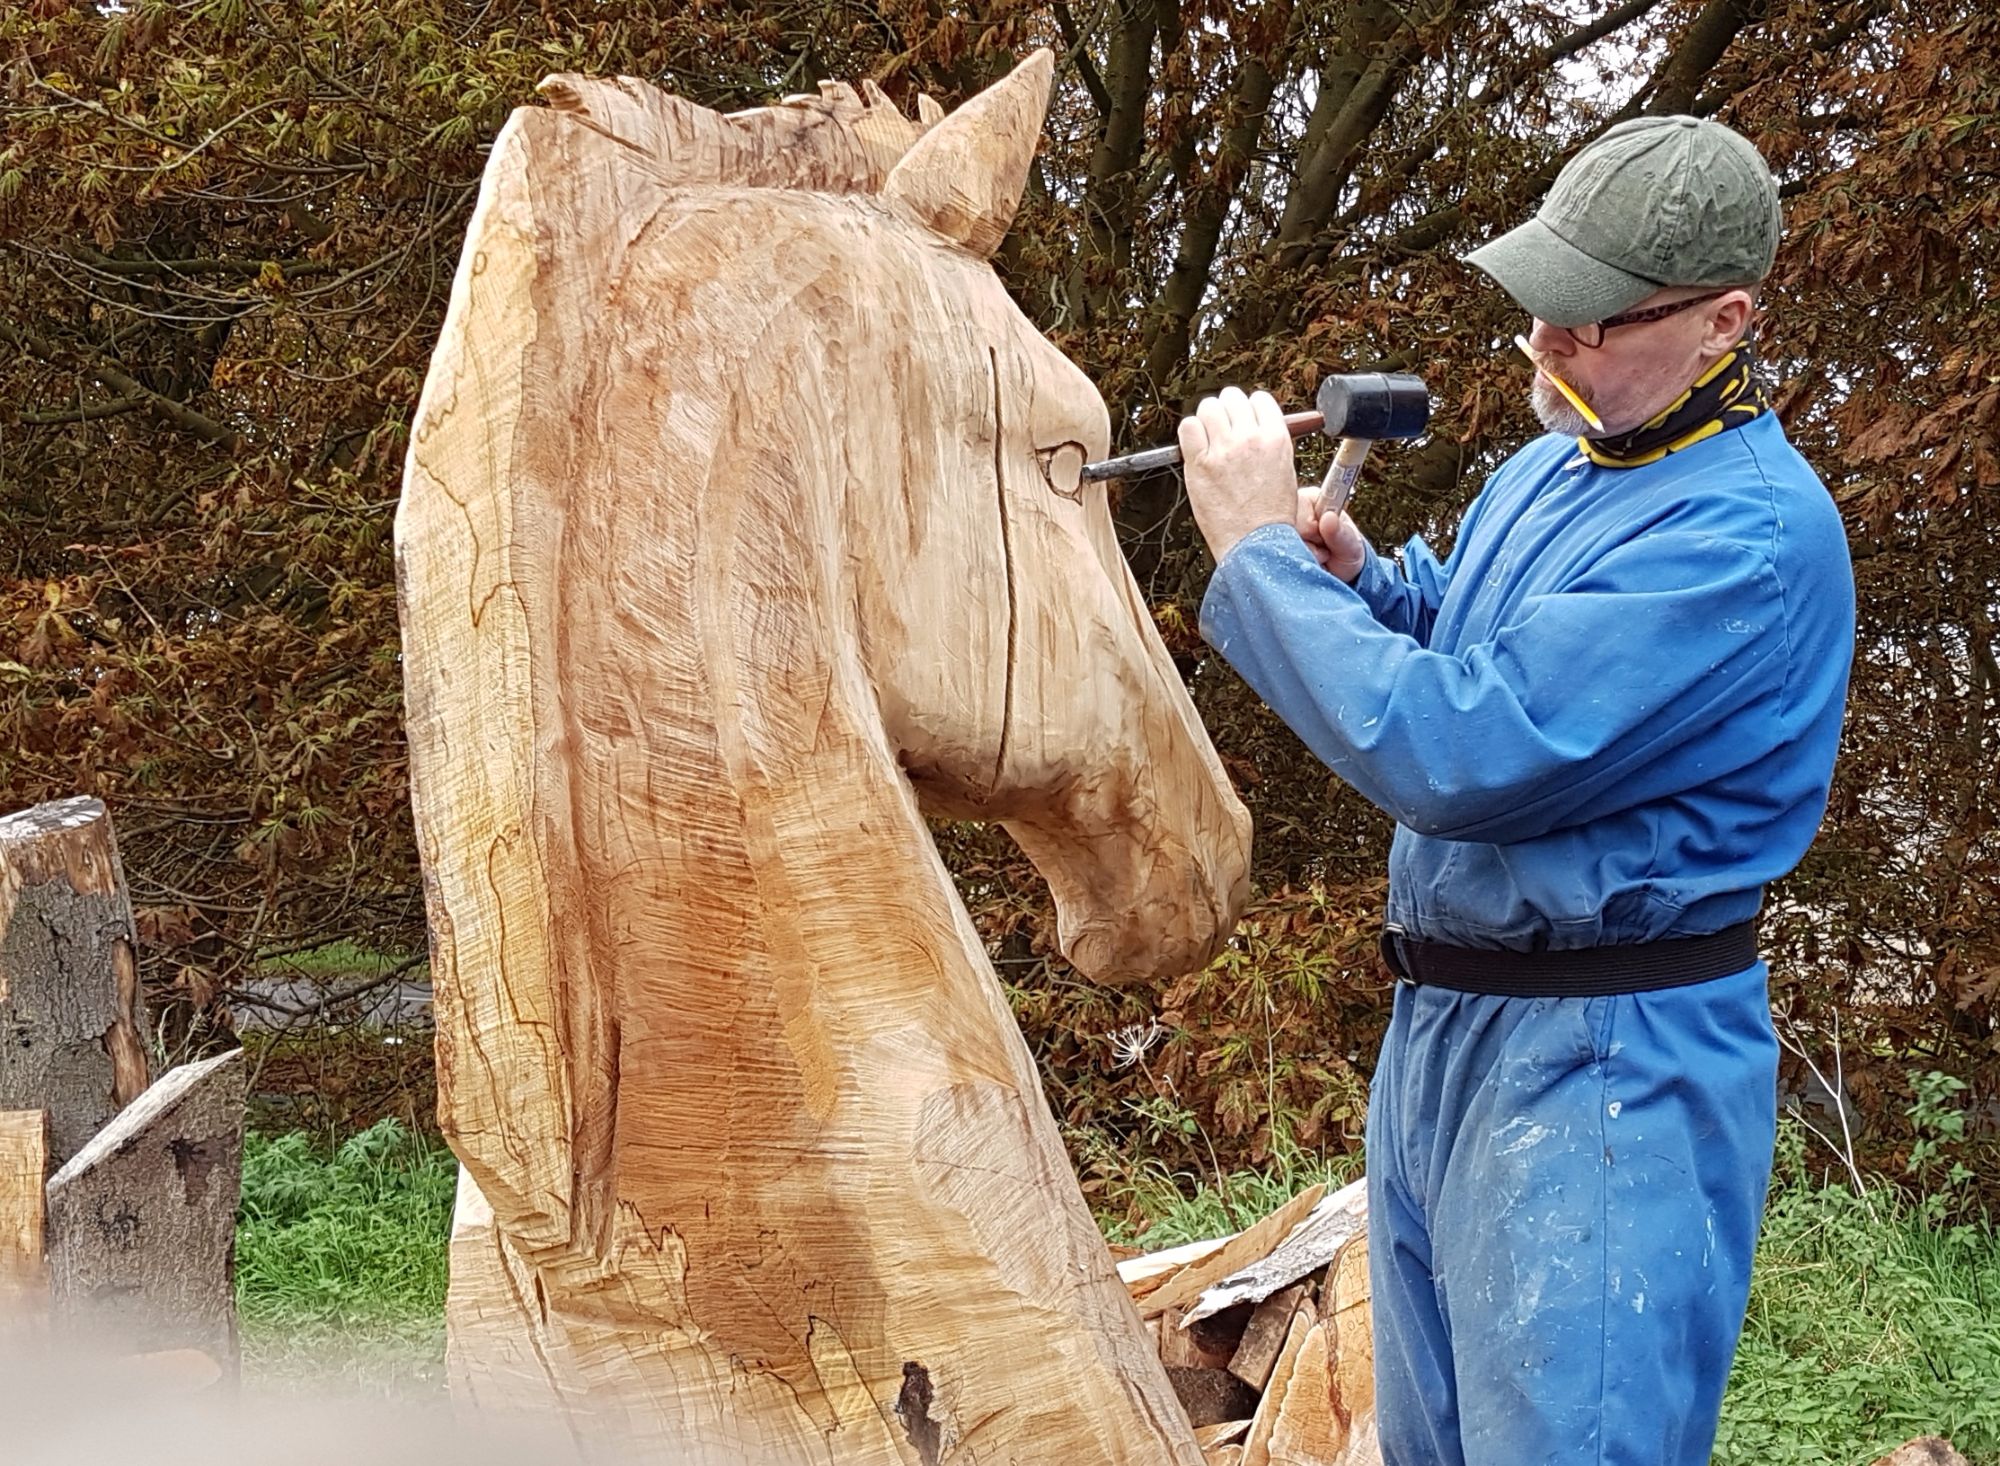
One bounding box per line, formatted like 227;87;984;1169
396;51;1251;1462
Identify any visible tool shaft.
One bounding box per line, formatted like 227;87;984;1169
1079;410;1325;482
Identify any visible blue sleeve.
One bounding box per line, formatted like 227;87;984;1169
1349;535;1451;646
1198;523;1789;844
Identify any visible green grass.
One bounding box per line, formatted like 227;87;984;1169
234;1121;1999;1462
1096;1136;1365;1249
235;1119;457;1396
1715;1137;2000;1465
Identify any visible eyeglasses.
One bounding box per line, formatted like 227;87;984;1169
1560;290;1731;349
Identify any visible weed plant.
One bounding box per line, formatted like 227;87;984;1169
236;1118;457;1395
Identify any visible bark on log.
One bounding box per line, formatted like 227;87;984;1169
0;797;151;1165
1186;1177;1367;1324
1143;1183;1327;1320
44;1049;243;1376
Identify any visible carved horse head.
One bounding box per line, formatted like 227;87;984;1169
397;52;1249;1462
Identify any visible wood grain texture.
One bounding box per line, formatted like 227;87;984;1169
1322;1234;1377;1466
0;798;152;1165
0;1109;47;1336
1228;1283;1308;1392
396;47;1252;1463
44;1049;243;1375
1240;1306;1314;1466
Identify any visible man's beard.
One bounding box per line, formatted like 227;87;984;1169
1531;373;1597;436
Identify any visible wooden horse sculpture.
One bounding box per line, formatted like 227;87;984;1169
394;50;1253;1463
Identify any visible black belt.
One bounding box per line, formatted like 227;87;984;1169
1379;920;1759;998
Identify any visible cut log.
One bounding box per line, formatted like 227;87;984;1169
1323;1233;1377;1466
396;46;1252;1464
1162;1302;1242;1370
1241;1305;1317;1466
0;797;151;1166
1143;1183;1328;1320
44;1049;243;1376
0;1109;47;1335
1870;1441;1972;1466
1187;1177;1367;1324
1265;1320;1345;1464
1165;1365;1263;1429
1229;1282;1310;1391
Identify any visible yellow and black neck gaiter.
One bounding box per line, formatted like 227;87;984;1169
1579;337;1770;468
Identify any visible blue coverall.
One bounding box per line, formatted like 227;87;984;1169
1199;411;1855;1464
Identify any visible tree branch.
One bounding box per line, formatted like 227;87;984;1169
1050;0;1115;118
1;320;242;449
1536;0;1671;69
1141;13;1292;395
70;245;337;280
17;394;151;426
1624;0;1770;118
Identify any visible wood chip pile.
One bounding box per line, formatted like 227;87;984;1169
1115;1177;1378;1466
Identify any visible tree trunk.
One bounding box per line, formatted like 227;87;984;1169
0;798;152;1167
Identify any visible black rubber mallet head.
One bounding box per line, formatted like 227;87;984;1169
1312;371;1430;519
1078;371;1430;483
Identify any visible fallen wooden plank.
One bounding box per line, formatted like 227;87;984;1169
1186;1177;1366;1324
1143;1183;1327;1320
1117;1233;1231;1299
1196;1419;1252;1449
44;1050;243;1376
0;797;151;1166
0;1109;47;1335
1229;1282;1309;1391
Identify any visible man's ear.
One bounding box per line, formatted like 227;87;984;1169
1704;289;1758;351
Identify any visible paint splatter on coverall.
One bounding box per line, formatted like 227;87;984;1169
1199;412;1855;1464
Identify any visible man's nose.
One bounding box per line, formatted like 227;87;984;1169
1528;318;1577;356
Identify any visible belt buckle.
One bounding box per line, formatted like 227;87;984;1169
1379;925;1414;985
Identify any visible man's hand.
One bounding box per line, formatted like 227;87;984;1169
1296;489;1367;585
1178;387;1299;563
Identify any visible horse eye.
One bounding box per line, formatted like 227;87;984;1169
1035;441;1088;501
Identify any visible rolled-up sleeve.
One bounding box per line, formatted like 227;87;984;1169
1199;523;1788;845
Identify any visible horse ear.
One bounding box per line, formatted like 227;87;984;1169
882;50;1052;258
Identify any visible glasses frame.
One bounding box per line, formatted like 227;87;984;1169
1564;289;1733;349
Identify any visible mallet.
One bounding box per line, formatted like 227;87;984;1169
1079;373;1431;511
1308;371;1431;520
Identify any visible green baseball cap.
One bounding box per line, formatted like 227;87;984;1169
1464;115;1781;327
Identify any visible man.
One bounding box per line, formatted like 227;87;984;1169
1179;116;1854;1465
